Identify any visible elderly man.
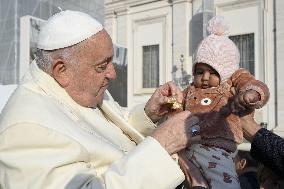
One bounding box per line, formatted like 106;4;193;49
0;10;205;189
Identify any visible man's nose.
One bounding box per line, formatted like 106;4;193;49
202;71;210;81
105;63;117;80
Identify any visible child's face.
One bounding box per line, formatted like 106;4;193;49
193;63;220;89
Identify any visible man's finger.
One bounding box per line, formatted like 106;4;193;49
160;95;168;105
177;110;191;119
167;81;183;103
158;82;172;96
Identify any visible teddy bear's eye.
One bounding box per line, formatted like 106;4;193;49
201;98;212;105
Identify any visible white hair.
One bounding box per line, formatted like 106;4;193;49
35;44;80;74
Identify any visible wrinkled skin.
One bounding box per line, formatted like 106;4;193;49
145;81;183;123
151;112;201;155
54;29;117;108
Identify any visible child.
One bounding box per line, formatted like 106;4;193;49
181;16;269;189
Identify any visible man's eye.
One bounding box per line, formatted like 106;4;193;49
95;63;108;72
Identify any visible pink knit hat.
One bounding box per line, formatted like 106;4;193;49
193;16;240;81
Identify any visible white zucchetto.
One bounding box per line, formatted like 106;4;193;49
37;10;103;50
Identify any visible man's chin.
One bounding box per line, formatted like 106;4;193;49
97;98;104;106
95;92;106;106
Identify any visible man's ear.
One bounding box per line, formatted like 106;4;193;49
51;60;70;88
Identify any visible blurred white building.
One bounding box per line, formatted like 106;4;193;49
105;0;284;148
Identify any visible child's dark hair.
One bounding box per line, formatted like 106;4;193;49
237;150;258;168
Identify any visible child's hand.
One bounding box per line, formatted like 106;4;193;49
242;90;260;105
231;90;260;113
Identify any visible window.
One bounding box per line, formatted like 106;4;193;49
133;17;166;94
229;33;255;75
142;45;159;88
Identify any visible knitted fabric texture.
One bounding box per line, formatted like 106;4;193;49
193;16;240;81
251;128;284;178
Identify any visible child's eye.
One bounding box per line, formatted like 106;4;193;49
195;70;203;75
200;98;212;105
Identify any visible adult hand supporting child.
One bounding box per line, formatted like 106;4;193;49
240;112;284;178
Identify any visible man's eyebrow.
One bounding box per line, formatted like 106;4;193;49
95;56;113;65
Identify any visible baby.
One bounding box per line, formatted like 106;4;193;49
180;16;269;189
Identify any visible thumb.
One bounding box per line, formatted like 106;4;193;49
177;110;192;118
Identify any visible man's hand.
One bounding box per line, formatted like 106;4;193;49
178;150;209;189
145;81;183;123
151;111;201;155
231;90;260;113
239;112;261;142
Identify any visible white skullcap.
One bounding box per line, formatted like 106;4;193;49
37;10;103;50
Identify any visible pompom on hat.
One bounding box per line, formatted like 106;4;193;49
193;16;240;81
37;10;103;50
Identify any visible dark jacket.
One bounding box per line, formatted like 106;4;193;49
239;171;260;189
251;128;284;177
